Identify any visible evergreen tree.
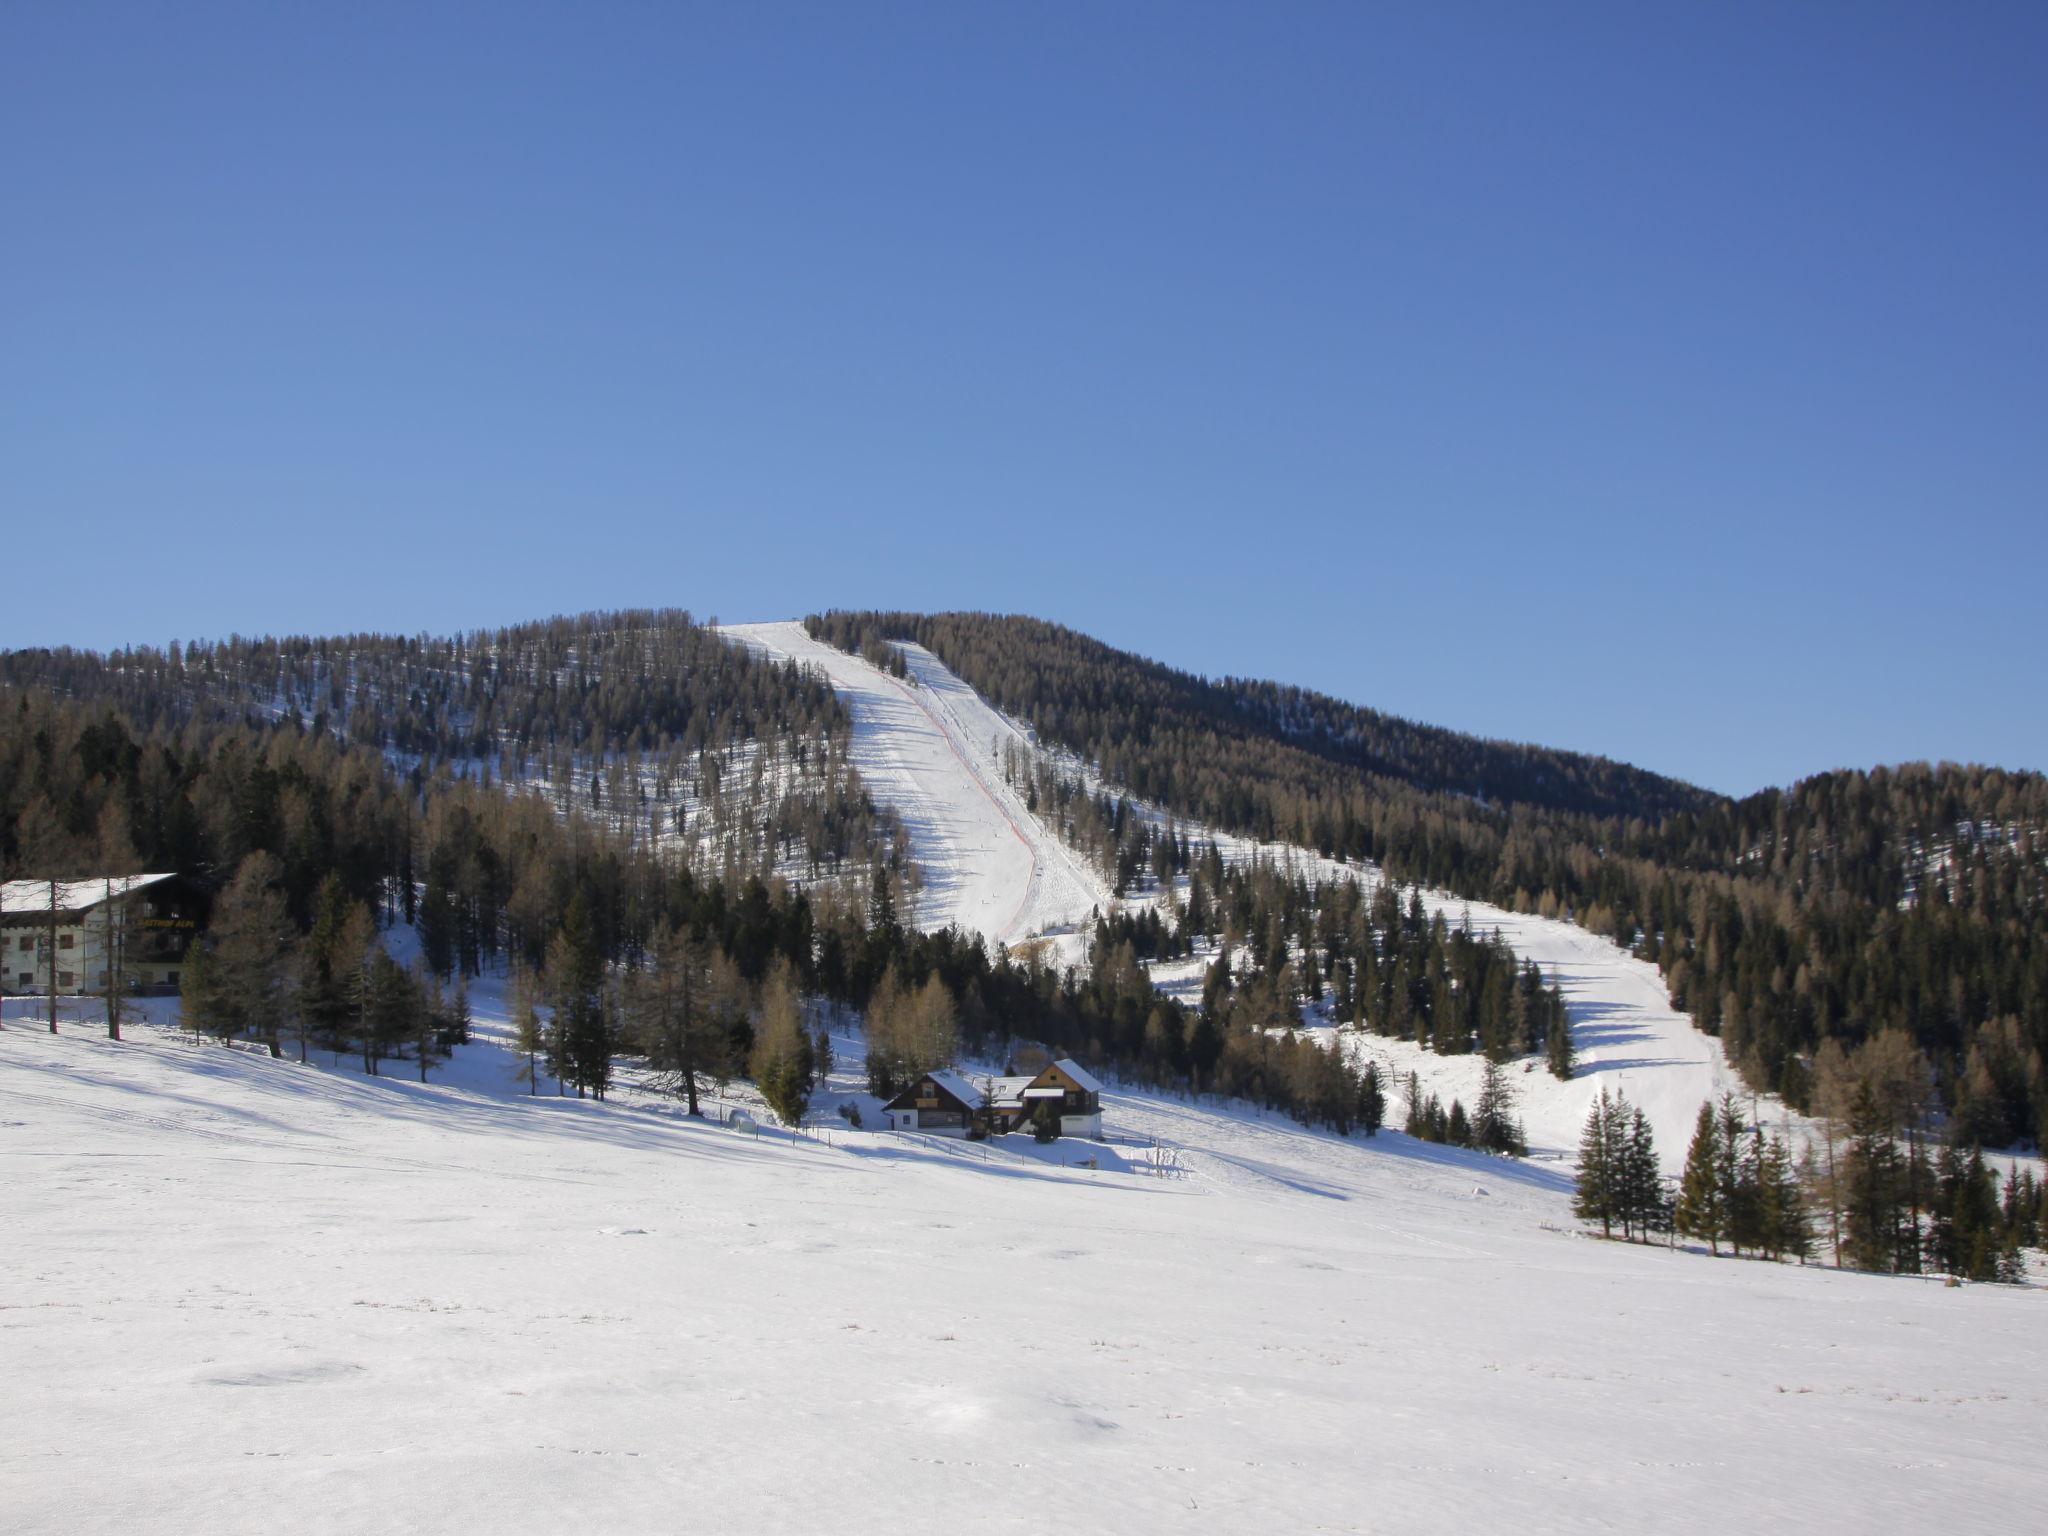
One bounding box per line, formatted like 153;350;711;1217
1445;1099;1471;1148
1356;1062;1385;1137
1716;1095;1760;1256
1620;1105;1664;1241
361;948;419;1076
1841;1082;1911;1272
1754;1129;1810;1262
1675;1102;1724;1254
1574;1089;1618;1238
1473;1057;1526;1157
1546;1007;1576;1081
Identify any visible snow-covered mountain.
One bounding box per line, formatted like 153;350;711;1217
4;611;2040;1535
726;619;1763;1172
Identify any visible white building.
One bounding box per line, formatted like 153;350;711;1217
1;874;199;996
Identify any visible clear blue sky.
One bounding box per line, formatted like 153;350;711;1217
4;3;2042;796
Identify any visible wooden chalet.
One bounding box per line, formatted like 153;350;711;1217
883;1057;1106;1140
883;1069;987;1134
998;1057;1104;1139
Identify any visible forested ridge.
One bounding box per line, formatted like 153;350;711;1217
808;610;2048;1146
0;609;838;761
1;612;898;882
0;648;1383;1136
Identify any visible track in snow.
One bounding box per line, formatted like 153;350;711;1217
720;621;1108;946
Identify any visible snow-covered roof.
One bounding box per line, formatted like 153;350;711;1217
923;1070;987;1109
1052;1058;1104;1095
988;1075;1036;1106
1;874;178;918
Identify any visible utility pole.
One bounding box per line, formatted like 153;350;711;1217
104;876;129;1042
47;876;60;1033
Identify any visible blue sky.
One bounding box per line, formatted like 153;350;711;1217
3;3;2042;795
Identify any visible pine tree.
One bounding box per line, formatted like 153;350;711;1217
1445;1099;1471;1148
1546;1005;1576;1081
1473;1057;1526;1156
1675;1102;1724;1254
1356;1062;1384;1137
1716;1095;1759;1256
361;948;418;1076
1754;1129;1809;1261
1621;1105;1663;1241
1841;1082;1910;1273
418;864;457;978
1574;1089;1618;1238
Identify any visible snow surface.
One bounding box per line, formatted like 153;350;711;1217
5;1002;2040;1534
720;622;1111;946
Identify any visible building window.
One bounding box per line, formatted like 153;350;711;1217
58;971;75;988
59;933;75;949
15;973;28;987
16;935;30;951
167;971;179;987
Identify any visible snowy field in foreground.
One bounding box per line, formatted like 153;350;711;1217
5;1014;2040;1535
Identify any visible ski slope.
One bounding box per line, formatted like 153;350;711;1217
723;621;1756;1170
5;1015;2039;1535
721;621;1109;945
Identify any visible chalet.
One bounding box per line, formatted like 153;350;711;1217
1005;1058;1104;1139
882;1058;1106;1139
0;875;203;997
883;1069;988;1134
1011;1056;1105;1146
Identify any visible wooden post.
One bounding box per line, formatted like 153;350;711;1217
47;877;59;1033
102;876;122;1048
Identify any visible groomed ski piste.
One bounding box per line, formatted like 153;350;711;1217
723;619;1761;1171
7;625;2041;1533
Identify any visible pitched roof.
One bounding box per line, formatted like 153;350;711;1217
886;1069;988;1112
925;1070;987;1109
988;1075;1037;1107
1;875;179;919
1052;1058;1104;1095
